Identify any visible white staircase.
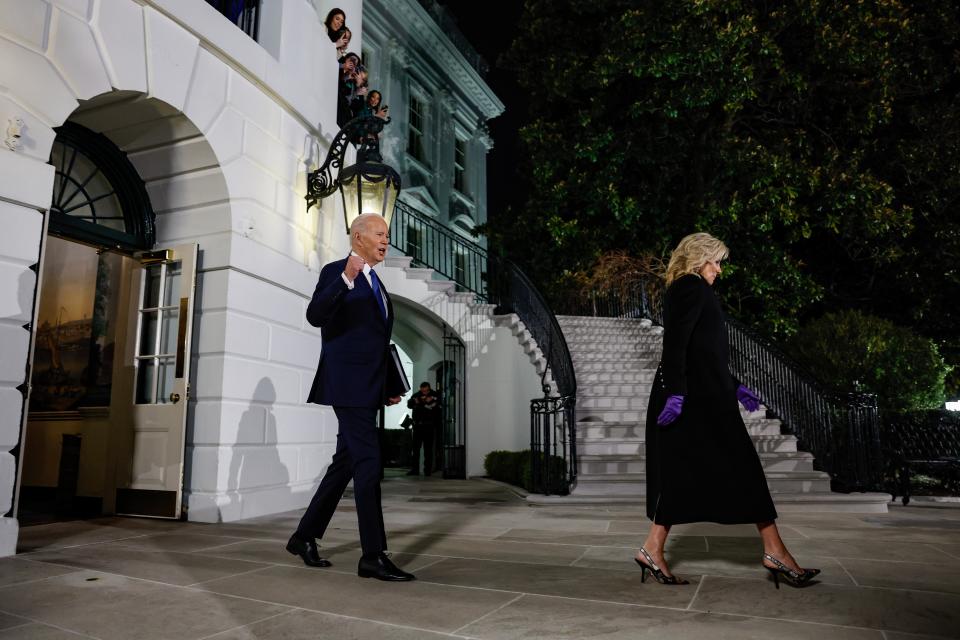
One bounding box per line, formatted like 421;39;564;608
379;256;554;384
541;316;889;513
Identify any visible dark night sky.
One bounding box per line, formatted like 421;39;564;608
440;1;527;229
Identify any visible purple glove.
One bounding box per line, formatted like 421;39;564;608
736;384;761;412
657;395;684;426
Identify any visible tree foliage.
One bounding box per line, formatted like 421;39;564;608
490;0;960;386
789;310;950;412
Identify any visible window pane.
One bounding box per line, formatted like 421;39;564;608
139;311;159;356
160;308;179;356
135;358;156;404
143;265;162;308
157;357;177;403
162;261;182;307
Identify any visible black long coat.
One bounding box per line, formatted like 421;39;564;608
645;273;777;525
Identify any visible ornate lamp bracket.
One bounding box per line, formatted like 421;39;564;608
305;115;390;211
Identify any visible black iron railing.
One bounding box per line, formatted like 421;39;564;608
726;317;883;492
559;281;663;324
882;409;960;504
388;202;578;491
530;394;577;495
391;201;488;298
206;0;261;41
559;277;885;493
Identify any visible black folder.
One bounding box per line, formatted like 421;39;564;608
385;343;411;397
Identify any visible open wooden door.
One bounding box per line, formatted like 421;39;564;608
109;244;197;518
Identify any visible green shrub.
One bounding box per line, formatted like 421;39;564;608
483;450;528;487
789;310;950;412
521;452;569;495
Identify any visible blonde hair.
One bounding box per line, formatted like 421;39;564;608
664;232;729;286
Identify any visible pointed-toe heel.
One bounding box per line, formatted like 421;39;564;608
763;553;819;589
634;558;648;583
634;547;689;585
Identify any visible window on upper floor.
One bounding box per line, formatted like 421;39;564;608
453;137;467;195
408;95;426;164
206;0;261;41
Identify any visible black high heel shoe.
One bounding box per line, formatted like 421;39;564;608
634;547;690;585
762;553;820;589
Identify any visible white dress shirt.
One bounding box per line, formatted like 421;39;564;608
342;251;388;317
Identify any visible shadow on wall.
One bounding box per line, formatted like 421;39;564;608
224;377;291;521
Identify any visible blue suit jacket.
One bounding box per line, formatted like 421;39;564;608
306;258;394;408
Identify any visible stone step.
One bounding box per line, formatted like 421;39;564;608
576;409;645;423
557;316;653;327
577;395;652;411
571;470;831;496
577;419;783;440
572;361;660;373
384;256;414;269
568;343;663;354
576;407;768;422
577;371;658;384
528;491;891;513
577;450;814;473
572;351;660;361
563;330;663;347
563;330;661;339
577;383;654;396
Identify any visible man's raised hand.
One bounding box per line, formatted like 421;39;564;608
344;255;365;282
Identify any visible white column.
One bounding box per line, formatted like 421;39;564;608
0;149;55;556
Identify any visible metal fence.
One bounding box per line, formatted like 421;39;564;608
390;201;488;298
388;202;577;493
530;395;577;495
558;277;885;493
726;317;883;491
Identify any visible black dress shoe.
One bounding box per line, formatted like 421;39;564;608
286;534;332;567
358;552;415;581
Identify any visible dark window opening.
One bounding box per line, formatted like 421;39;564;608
453;138;466;194
407;95;425;163
49;122;155;252
206;0;261;41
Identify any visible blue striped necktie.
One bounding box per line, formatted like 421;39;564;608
369;270;387;318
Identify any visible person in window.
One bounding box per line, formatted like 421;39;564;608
349;69;369;118
360;91;389;120
324;7;346;42
337;52;361;127
406;382;441;476
639;232;821;589
335;27;352;60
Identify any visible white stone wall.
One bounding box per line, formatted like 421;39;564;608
0;0;371;545
0;152;49;556
465;325;544;477
0;0;518;555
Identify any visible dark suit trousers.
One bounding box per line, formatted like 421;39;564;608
410;421;435;474
295;406;387;556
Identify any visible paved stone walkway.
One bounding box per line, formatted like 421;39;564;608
1;476;959;639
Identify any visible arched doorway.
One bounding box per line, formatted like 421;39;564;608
15;96;205;524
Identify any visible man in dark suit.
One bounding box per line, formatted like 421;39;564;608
286;213;415;582
406;381;441;476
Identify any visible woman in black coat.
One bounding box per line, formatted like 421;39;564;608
638;232;820;589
